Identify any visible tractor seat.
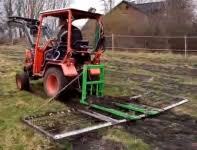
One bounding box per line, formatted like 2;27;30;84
59;26;83;44
45;26;83;61
73;40;89;49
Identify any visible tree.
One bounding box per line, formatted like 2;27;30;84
3;0;70;40
101;0;115;12
164;0;194;35
147;0;195;36
4;0;16;39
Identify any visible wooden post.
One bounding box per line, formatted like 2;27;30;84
112;33;114;51
184;35;187;59
11;29;14;45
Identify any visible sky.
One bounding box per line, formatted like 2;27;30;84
70;0;106;14
70;0;111;27
69;0;171;14
70;0;197;13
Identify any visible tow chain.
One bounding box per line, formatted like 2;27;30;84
35;72;83;111
47;72;83;103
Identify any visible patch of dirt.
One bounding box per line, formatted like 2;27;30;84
124;112;197;150
106;70;151;82
67;111;197;150
141;77;197;97
70;133;124;150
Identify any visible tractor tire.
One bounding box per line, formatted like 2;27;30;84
16;72;30;91
43;67;67;97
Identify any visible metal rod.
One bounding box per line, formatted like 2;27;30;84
112;33;114;51
160;99;189;112
129;95;142;100
106;34;197;38
53;120;126;140
22;119;54;139
184;35;187;59
78;109;120;123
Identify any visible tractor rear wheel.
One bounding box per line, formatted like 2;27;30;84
16;72;30;91
43;67;67;97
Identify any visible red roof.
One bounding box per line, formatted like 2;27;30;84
40;8;102;19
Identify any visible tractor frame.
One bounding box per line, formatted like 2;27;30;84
9;9;105;97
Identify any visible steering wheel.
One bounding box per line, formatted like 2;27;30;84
43;38;57;50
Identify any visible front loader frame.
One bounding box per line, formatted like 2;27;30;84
7;16;40;49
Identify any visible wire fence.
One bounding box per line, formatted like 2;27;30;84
105;34;197;58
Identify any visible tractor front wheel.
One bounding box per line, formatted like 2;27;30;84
16;72;30;91
43;67;67;97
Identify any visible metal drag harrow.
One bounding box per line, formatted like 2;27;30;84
22;97;188;140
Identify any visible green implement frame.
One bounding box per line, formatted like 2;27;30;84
80;64;105;104
80;64;161;120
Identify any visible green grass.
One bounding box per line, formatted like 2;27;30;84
104;51;197;66
0;44;197;149
0;45;68;149
103;128;150;150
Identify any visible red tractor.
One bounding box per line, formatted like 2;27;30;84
8;9;105;97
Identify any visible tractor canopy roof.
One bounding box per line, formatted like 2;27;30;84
40;8;102;19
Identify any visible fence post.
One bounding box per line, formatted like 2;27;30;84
112;33;114;51
184;35;187;59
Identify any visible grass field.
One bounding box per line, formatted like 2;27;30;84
0;44;196;150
